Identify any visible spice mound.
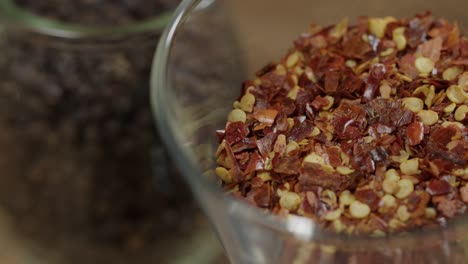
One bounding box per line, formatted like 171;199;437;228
215;12;468;235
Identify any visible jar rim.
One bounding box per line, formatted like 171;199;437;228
0;0;173;39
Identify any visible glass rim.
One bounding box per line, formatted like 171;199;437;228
0;0;173;39
151;0;468;247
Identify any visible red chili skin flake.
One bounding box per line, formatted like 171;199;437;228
299;163;357;193
407;122;424;146
252;109;279;125
225;122;248;145
244;151;265;175
362;64;386;103
311;96;330;111
252;184;271;208
325;70;341;94
355;189;380;211
418;36;443;62
398;53;419;79
256;132;277;158
272;155;302;175
426;179;453;196
288;120;314;142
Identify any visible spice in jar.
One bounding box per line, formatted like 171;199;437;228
215;12;467;235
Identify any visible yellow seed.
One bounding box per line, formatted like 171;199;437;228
279;192;301;211
275;64;287;75
425;85;436;108
402;97;424;113
310;127;321;137
322;190;337;207
303;153;325;165
336;166;355;175
392;27;407;50
380;48;394;57
371;230;387;237
389;219;401;230
332;219;346;233
444;103;457;113
441;121;464;129
233;100;241;109
323;96;335;110
215;167;232;183
286;141;299;154
447;140;459;151
400;158;420;175
257;171;272;182
446;85;467;104
414;57;435;74
227;109;247;123
369;16;396;38
452;168;468;177
454;105;468;121
425;207;437;219
287;118;295;130
380;194;397;208
397;73;413;82
339;190;356;206
417;110;439;126
330;17;349;39
324;209;342;221
383;179;399;194
345;59;357;68
287;86;300;100
395;179;414;199
443;66;463;81
340;152;350;166
385;169;401;181
240;93;255;112
397;205;411;221
286;51;300;68
349;201;371;219
459;72;468;92
413;85;429;96
379;82;392;99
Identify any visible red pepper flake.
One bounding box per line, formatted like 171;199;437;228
288;119;314;142
244;151;265;175
418;36;443;63
355;189;380;211
299;163;357;193
252;184;271;208
225;122;248;145
406;122;424;146
362;64;386;103
426;179;453;196
311;96;330;111
253;109;278;125
325;70;341;94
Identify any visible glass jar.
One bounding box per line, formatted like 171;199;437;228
0;0;223;263
151;0;468;263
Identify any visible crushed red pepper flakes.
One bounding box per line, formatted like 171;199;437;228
215;12;468;235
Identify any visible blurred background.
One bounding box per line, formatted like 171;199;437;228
0;0;227;263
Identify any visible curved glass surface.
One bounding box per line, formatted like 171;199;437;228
151;0;468;263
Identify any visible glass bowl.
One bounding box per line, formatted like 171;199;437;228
151;0;468;263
